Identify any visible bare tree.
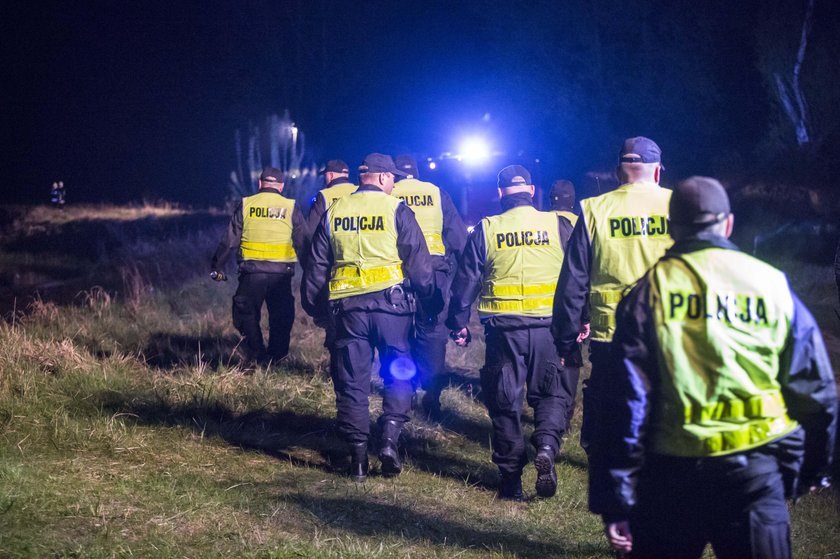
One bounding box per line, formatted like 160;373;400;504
755;0;823;152
229;111;315;202
772;0;814;147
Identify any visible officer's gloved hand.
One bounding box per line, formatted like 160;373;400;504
576;322;591;342
604;520;633;557
450;327;471;347
210;270;227;282
795;474;832;503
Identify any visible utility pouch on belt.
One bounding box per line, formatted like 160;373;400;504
385;283;404;305
417;295;440;325
386;284;405;305
386;284;415;312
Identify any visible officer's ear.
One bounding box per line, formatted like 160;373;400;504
528;185;535;197
654;165;661;184
723;213;734;238
497;187;503;200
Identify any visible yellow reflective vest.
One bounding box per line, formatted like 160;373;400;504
320;181;357;210
555;210;578;227
327;190;404;299
240;190;297;263
478;206;564;317
392;179;445;255
581;182;672;341
648;247;798;456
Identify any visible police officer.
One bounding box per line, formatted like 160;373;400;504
302;153;434;481
552;137;672;478
50;180;66;208
594;177;837;559
307;159;356;233
305;159;356;349
447;165;575;500
211;167;306;364
393;154;467;419
549;179;577;227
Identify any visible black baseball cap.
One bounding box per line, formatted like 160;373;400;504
260;167;284;182
670;176;731;226
358;153;407;176
498;165;532;188
318;159;350;175
550;179;575;204
394;154;419;179
619;136;662;164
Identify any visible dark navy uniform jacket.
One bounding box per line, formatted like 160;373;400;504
592;233;838;521
307;176;355;233
446;192;574;331
551;207;596;360
211;187;307;275
302;184;435;317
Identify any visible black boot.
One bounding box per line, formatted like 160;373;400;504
534;445;558;498
348;442;368;482
378;420;402;477
498;471;525;501
420;388;444;422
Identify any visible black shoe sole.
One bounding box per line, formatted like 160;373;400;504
534;453;557;498
350;474;367;483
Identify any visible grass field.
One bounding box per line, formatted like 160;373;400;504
1;205;838;558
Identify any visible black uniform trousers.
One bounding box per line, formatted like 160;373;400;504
331;305;415;444
581;340;611;455
232;272;295;360
628;450;791;559
480;324;576;475
580;340;614;509
413;264;454;394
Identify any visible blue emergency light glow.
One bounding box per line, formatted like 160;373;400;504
458;137;491;165
389;357;417;381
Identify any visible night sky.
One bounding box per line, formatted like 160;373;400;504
3;0;838;207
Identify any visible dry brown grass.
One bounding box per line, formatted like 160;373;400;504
21;202;194;227
1;203;838;558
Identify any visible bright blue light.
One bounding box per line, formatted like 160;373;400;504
389;357;417;381
458;137;491;165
